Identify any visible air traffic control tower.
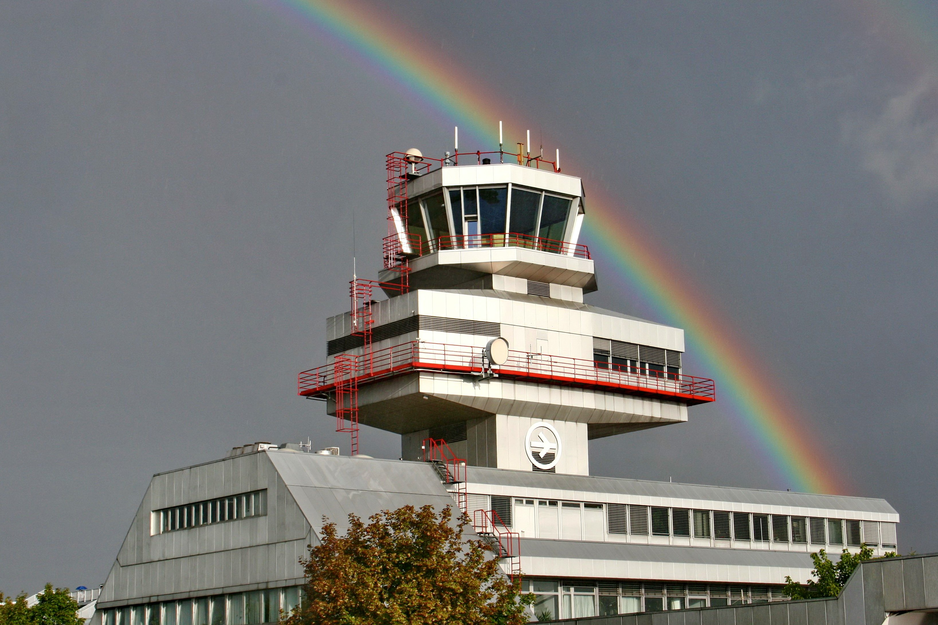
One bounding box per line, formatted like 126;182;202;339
298;147;715;476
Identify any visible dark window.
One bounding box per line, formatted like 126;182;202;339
651;507;670;536
829;519;844;545
693;510;711;538
405;201;427;251
646;362;664;378
422;192;449;247
478;186;508;235
791;517;807;543
753;515;769;541
538;195;570;242
810;517;826;544
672;509;690;537
846;520;862;546
773;516;789;542
448;190;463;235
714;512;731;540
508;188;540;237
593;349;610;369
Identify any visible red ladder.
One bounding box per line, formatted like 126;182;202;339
473;508;522;581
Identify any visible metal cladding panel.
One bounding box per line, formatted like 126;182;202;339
841;563;866;625
465;466;898;519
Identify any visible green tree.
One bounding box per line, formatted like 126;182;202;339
0;586;83;625
783;545;897;599
283;504;533;625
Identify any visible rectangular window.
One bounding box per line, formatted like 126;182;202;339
619;596;641;614
538;195;571;243
607;504;627;535
693;510;711;538
449;190;463;236
772;516;789;542
209;597;225;625
791;517;807;543
561;502;582;540
629;505;648;536
478;186;508;236
193;600;208;625
862;521;880;546
263;591;280;624
282;588;301;617
734;513;751;540
583;504;604;541
753;515;769;542
103;611;116;625
644;597;663;612
881;522;897;549
162;604;175;625
847;520;862;546
508;188;541;238
672;509;690;537
810;517;826;544
177;602;191;625
244;592;262;625
651;507;670;536
154;490;268;534
714;511;731;540
228;595;244;625
828;519;844;545
593;349;610;369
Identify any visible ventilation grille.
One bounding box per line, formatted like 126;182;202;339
328;315;499;355
667;350;682;367
607;504;627;535
532;453;556;473
598;581;618;595
611;340;639;360
641;345;666;365
467;494;489;517
491;495;512;527
629;505;649;535
527;280;551;297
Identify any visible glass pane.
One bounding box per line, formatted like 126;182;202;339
149;605;161;625
847;520;862;546
193;599;208;625
282;588;300;616
449;190;463;236
120;608;131;625
405;202;427;252
538;195;570;243
711;598;728;607
828;519;844;545
209;597;225;625
478;186;507;236
508;188;540;238
753;515;769;541
734;513;751;540
103;610;116;625
133;606;146;625
792;517;807;543
645;597;664;612
620;596;641;614
573;595;595;618
668;597;685;611
244;592;262;625
533;595;558;622
562;594;572;620
263;591;279;624
229;595;244;625
598;596;618;616
162;604;176;625
714;511;731;539
673;509;690;536
463;188;477;217
422;191;449;246
532;580;558;593
178;602;192;625
693;511;707;537
688;598;707;609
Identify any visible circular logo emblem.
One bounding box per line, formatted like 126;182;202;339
524;422;562;470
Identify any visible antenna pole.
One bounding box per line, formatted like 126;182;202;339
556;148;561;172
499;121;504;163
526;130;530;164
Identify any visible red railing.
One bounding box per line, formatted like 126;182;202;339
387;149;561;174
473;509;521;579
383;232;590;261
422;438;467;515
298;341;715;405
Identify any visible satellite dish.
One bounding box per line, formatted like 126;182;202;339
484;337;510;366
404;148;424;163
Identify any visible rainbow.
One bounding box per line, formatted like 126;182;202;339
257;0;847;494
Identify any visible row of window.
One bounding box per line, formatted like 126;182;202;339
399;184;577;254
592;338;682;379
153;490;267;534
521;579;786;620
99;588;302;625
606;503;896;548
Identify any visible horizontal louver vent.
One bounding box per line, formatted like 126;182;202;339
666;350;681;367
598;581;618;595
532;453;556;473
847;520;862;546
491;495;512;527
467;494;489;517
328;315;499;355
881;522;897;547
620;583;642;595
611;340;639;360
863;521;880;545
607;504;627;535
630;505;649;535
527;280;551;297
593;337;610;350
640;345;666;365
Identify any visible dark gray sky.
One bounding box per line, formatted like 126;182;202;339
2;0;936;594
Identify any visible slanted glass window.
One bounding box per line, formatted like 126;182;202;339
791;517;807;543
162;604;175;625
539;195;571;242
132;606;145;625
693;510;711;538
448;190;463;235
178;602;192;625
714;511;731;540
734;513;751;540
405;202;427;252
509;188;540;238
209;597;225;625
672;509;690;537
193;599;208;625
422;191;449;247
828;519;844;545
651;507;670;536
478;186;508;235
228;595;244;625
753;515;769;542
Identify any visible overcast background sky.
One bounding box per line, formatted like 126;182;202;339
2;0;937;594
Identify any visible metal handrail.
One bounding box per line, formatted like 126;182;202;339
383;232;590;261
298;341;715;404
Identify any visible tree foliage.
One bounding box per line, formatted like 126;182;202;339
283;504;532;625
0;586;83;625
783;546;897;600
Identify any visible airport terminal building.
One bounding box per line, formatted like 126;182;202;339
91;147;898;623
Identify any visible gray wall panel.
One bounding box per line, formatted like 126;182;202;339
770;602;790;624
923;555;938;610
805;600;829;625
881;558;905;611
840;568;865;625
901;557;926;611
749;604;771;624
861;562;884;625
733;605;754;625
